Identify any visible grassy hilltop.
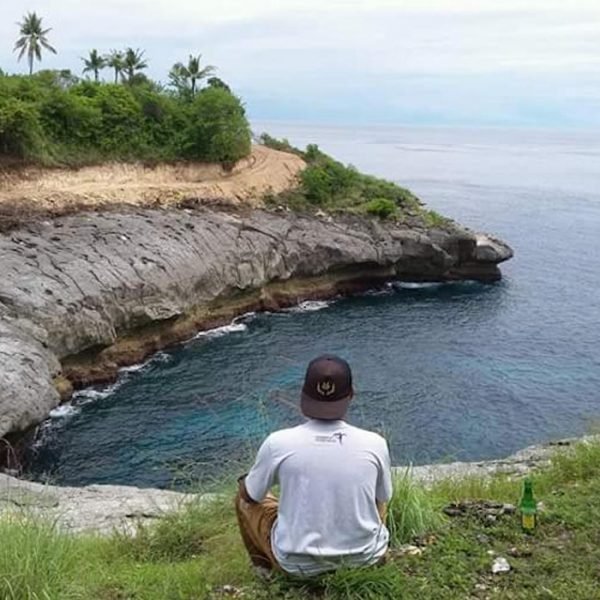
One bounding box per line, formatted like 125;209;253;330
2;440;600;599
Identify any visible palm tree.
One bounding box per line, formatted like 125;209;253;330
81;49;106;82
186;54;215;95
122;48;147;83
106;50;125;84
169;54;215;97
168;62;190;95
14;12;57;75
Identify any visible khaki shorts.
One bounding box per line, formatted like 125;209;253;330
235;489;281;570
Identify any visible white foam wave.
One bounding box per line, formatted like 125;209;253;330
195;322;248;339
152;351;172;363
287;300;332;313
73;382;121;405
236;311;257;322
119;362;147;374
393;282;443;290
49;404;79;419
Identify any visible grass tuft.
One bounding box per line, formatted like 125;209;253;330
387;468;446;545
0;515;76;600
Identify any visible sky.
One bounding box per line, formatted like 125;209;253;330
1;0;600;127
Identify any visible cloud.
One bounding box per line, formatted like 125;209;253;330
1;1;599;126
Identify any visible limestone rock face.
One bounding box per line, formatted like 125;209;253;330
0;208;512;439
0;317;60;438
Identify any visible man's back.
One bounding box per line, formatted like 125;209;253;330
245;418;392;575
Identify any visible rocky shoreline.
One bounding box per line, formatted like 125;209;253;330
0;205;512;459
0;437;583;534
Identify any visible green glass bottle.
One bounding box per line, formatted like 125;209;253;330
519;478;537;532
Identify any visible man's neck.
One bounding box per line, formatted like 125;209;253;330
306;417;346;426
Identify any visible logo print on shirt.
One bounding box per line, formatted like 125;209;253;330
314;432;347;445
333;432;346;445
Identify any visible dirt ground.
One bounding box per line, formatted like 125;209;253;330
0;146;305;229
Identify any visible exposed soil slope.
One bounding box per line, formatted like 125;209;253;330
0;145;304;216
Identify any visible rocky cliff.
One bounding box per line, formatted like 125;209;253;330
0;206;512;444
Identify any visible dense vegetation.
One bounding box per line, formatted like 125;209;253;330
2;440;600;599
0;71;251;166
260;134;449;226
1;12;252;166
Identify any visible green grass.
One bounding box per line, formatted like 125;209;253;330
2;440;600;599
260;135;454;230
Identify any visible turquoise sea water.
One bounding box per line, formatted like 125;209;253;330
28;125;600;488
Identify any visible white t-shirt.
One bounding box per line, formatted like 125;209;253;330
245;419;393;576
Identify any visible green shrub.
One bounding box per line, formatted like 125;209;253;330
0;72;252;166
300;154;359;205
38;89;102;147
363;197;397;219
259;133;304;157
0;97;45;159
259;137;434;224
181;88;251;163
423;210;449;228
360;173;420;211
93;84;145;155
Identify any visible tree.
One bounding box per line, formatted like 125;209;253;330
169;54;215;97
168;63;190;97
122;48;147;83
186;54;215;96
207;76;231;93
181;88;251;162
106;50;125;84
14;12;57;75
81;49;106;82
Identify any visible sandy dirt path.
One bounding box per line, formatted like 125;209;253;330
0;145;305;212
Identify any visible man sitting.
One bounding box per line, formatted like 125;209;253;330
235;354;393;576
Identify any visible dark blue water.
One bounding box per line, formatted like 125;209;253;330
29;125;600;488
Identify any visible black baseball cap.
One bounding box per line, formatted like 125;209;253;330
301;355;353;420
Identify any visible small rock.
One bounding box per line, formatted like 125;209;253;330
397;544;423;556
443;504;464;517
315;209;327;218
502;503;516;514
487;549;496;556
213;585;245;598
508;546;532;558
491;557;511;574
485;514;497;524
476;534;490;544
475;583;488;591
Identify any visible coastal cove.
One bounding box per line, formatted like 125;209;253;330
0;164;511;473
16;125;600;490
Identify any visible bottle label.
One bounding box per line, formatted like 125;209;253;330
522;513;536;530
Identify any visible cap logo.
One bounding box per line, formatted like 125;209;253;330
316;378;336;397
